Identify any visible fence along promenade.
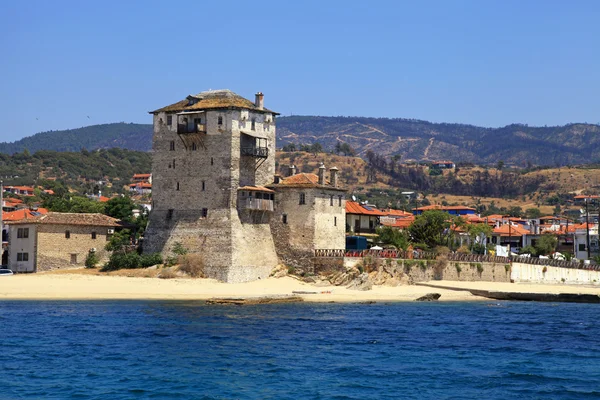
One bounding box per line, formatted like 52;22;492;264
313;249;600;271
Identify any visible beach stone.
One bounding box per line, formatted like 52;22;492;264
270;265;288;279
346;273;373;291
415;293;441;301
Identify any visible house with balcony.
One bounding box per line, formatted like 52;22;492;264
346;201;386;234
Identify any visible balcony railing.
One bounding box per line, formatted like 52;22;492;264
241;147;268;158
178;123;206;134
240;198;274;211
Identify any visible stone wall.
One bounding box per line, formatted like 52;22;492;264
36;224;112;271
336;257;512;283
511;262;600;285
270;187;345;274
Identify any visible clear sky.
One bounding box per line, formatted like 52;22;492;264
1;0;599;141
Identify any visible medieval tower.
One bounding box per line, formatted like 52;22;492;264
144;89;279;282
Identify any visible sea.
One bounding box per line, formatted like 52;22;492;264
1;301;599;400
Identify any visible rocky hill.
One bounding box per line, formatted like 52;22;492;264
277;116;600;166
3;117;600;166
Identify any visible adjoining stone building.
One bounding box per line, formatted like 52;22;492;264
143;89;280;282
6;212;122;272
144;89;348;282
268;164;346;273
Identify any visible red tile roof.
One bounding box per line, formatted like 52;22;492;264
2;208;49;222
238;186;275;193
345;201;386;216
7;212;121;227
381;216;414;229
416;205;476;211
133;173;151;179
382;208;413;217
493;224;530;237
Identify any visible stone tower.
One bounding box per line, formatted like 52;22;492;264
144;89;279;282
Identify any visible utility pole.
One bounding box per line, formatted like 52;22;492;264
586;198;591;260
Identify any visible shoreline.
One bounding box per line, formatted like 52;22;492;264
1;272;600;303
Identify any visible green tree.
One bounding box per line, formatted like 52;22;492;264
507;206;523;218
525;207;542;219
105;196;135;222
467;223;493;250
376;226;409;250
535;234;558;256
105;229;132;253
408;210;453;249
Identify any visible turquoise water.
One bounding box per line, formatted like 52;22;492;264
1;301;599;399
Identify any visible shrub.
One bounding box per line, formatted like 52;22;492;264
455;264;462;274
457;245;470;254
504;264;511;273
179;254;205;278
403;260;415;273
159;269;177;279
519;245;537;256
172;242;188;256
476;263;484;274
140;253;163;268
287;265;296;275
101;252;141;272
85;251;100;269
542;266;548;273
419;261;427;271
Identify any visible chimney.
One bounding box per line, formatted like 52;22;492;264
318;163;326;185
329;166;339;188
255;92;264;110
288;165;296;176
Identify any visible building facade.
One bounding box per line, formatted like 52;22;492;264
143;90;279;282
268;165;346;271
6;212;121;272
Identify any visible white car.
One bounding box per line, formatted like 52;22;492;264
0;269;14;276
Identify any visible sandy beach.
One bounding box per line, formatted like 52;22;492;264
1;270;599;302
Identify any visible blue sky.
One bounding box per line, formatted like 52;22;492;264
1;0;599;141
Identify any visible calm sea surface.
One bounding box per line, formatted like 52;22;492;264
1;300;599;399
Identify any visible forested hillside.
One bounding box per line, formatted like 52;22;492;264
3;117;600;166
0;148;151;195
0;123;153;154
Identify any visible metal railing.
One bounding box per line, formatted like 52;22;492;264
241;147;268;158
313;249;600;271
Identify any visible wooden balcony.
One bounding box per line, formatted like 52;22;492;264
240;198;274;211
241;146;268;158
177;123;206;134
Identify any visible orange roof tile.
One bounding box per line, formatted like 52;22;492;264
2;208;48;222
381;216;415;229
238;186;275;193
493;224;530;237
383;209;413;217
345;201;386;216
133;174;151;179
7;212;121;227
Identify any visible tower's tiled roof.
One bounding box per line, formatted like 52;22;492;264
150;89;278;114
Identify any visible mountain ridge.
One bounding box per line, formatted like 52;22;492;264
2;117;599;165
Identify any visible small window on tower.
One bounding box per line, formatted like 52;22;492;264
282;214;288;224
173;159;176;169
211;157;214;166
334;216;337;226
251;118;256;131
176;182;180;191
202;181;205;191
218;116;223;125
167;209;174;220
65;230;71;239
192;142;197;151
170;141;175;151
91;231;97;240
167;116;172;126
201;208;208;218
330;195;334;206
338;195;343;206
299;193;306;205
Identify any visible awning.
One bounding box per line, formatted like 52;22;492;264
241;130;268;139
176;110;205;115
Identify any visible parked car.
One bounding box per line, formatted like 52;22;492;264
0;269;14;276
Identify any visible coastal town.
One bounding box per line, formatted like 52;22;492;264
0;89;599;300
